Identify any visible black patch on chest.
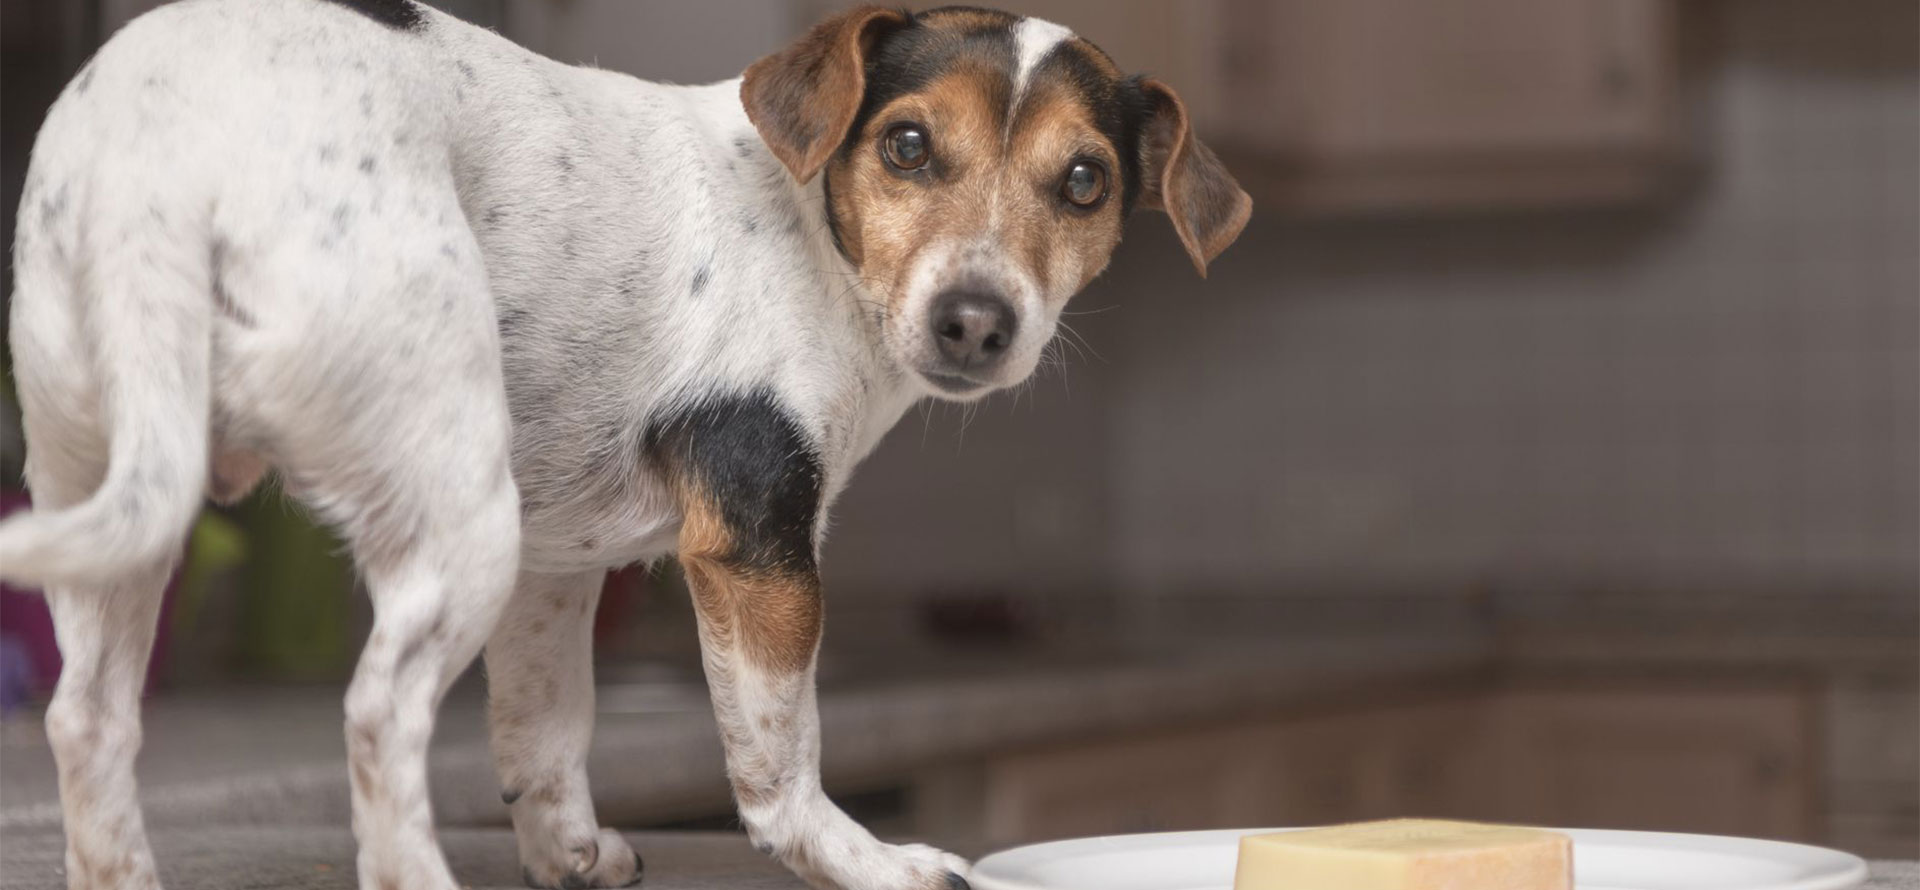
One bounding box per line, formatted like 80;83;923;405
642;390;824;574
317;0;425;31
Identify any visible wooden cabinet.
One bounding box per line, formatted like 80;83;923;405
929;683;1817;846
1484;686;1817;840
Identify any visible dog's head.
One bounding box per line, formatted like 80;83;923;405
743;5;1251;401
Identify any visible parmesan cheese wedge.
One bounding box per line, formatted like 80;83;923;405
1233;819;1574;890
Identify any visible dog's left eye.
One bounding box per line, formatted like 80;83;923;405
883;125;930;171
1061;161;1107;208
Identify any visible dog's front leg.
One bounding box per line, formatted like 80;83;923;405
679;532;969;890
655;399;970;890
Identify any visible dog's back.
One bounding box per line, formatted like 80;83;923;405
3;4;538;886
4;0;477;580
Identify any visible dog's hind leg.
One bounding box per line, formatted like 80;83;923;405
8;146;215;890
240;176;520;890
40;561;173;890
339;473;519;890
486;570;645;889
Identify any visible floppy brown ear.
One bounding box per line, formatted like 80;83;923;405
741;6;909;184
1137;78;1253;277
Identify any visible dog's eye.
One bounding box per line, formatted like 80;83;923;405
883;125;930;171
1061;161;1107;208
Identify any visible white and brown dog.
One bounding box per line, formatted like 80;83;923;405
0;1;1249;888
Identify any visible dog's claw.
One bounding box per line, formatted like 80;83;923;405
622;847;645;887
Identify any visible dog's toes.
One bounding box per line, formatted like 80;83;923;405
521;830;643;889
585;829;644;887
891;842;972;890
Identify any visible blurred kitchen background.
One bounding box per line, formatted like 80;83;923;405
2;0;1915;865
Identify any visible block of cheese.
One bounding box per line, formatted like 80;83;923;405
1233;819;1573;890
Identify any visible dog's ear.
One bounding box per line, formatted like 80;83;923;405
742;6;910;184
1136;78;1253;278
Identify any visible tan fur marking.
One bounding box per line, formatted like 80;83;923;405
827;64;1123;313
919;7;1017;31
676;484;823;675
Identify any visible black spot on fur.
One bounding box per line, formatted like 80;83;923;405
73;62;96;95
457;60;477;83
555;154;574;176
359;155;377;174
317;0;425;31
642;390;824;575
38;182;68;226
734;136;755;158
495;306;527;340
689;264;712;296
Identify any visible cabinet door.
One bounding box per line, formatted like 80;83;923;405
978;725;1261;841
1489;686;1817;841
970;700;1492;843
1230;0;1676;157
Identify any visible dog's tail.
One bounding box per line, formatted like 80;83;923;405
0;199;213;591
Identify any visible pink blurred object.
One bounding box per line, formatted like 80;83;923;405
0;492;178;711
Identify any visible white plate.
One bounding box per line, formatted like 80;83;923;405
970;827;1869;890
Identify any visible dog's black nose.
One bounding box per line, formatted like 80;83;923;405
928;290;1016;373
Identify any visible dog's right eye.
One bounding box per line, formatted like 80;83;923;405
883;125;930;171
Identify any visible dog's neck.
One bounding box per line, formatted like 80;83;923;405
458;63;920;544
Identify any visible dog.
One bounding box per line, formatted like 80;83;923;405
0;1;1249;888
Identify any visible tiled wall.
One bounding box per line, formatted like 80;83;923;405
827;0;1918;602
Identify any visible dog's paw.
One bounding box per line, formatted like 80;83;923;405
520;828;644;889
803;841;969;890
896;843;972;890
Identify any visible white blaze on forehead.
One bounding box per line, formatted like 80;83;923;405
1011;16;1074;103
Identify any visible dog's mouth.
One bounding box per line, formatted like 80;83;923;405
918;370;991;395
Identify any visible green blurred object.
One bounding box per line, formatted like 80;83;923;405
171;511;248;642
233;490;356;679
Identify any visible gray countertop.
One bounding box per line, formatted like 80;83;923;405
0;827;1913;889
1;634;1493;830
4;618;1909;888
